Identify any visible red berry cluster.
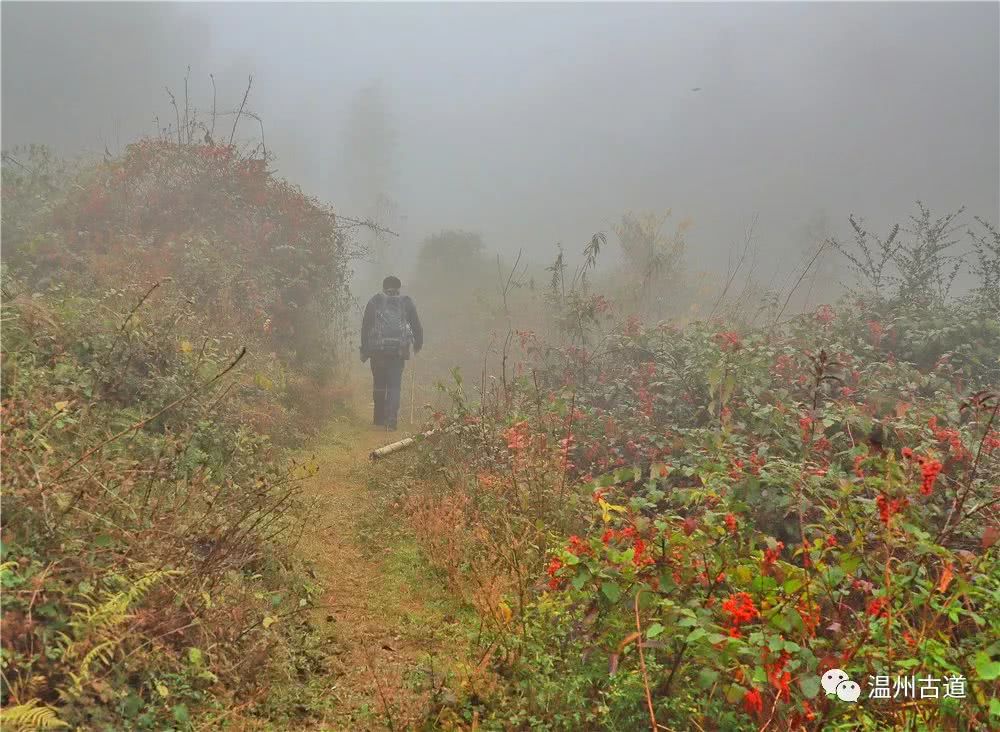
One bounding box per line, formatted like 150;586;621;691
742;687;763;715
762;541;784;569
876;494;909;526
714;331;742;352
901;448;944;495
722;592;759;637
546;557;563;590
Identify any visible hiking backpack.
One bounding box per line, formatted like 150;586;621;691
367;293;412;356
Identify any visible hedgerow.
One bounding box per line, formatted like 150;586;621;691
1;138;355;728
397;214;1000;730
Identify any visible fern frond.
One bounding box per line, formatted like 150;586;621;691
78;640;115;682
64;638;116;695
0;699;69;730
69;569;181;642
60;568;182;680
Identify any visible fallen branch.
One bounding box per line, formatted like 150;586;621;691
370;424;458;461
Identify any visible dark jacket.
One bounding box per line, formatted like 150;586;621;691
360;292;423;360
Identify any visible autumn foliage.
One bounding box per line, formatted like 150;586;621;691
398;260;999;729
1;140;355;728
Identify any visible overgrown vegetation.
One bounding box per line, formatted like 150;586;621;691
1;135;358;728
387;206;999;730
3;112;998;732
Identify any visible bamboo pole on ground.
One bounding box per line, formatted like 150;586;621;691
369;424;457;461
370;434;420;461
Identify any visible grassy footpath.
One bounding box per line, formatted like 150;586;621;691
284;410;473;731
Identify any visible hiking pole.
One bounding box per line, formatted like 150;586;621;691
409;357;416;425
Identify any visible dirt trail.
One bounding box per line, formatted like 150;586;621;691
297;412;465;731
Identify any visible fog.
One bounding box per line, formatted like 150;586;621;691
4;1;998;280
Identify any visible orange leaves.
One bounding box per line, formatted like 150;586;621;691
936;563;955;594
504;420;531;452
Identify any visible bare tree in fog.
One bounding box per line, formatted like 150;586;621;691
338;81;399;290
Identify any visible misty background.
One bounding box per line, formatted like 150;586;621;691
3;1;998;293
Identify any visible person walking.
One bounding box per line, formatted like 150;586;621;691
360;276;423;431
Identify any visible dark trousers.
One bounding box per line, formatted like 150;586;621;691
370;355;405;427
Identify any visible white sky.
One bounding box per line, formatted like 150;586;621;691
4;1;998;276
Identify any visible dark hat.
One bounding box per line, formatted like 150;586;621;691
382;275;401;291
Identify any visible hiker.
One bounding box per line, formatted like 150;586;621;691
360;275;423;431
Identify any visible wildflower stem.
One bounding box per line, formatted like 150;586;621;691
633;590;658;732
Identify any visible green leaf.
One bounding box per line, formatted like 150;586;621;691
173;703;190;725
722;373;736;403
601;581;621;603
799;676;821;699
974;651;1000;681
187;647;203;667
123;694;142;717
769;611;793;633
823;566;845;588
783;577;803;594
839;554;861;575
751;575;777;593
614;467;639;483
646;623;665;639
698;668;720;689
94;534;114;548
685;627;707;643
